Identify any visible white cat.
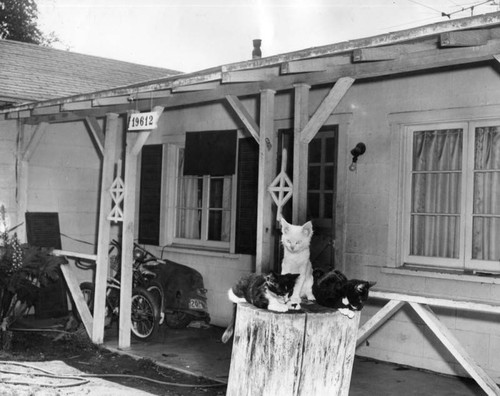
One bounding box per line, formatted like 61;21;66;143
280;218;315;310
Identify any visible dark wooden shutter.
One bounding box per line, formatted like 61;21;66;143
138;145;162;245
184;130;237;176
235;137;259;254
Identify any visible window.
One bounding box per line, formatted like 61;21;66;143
307;129;337;224
174;131;237;250
403;121;500;272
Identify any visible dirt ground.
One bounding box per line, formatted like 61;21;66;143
0;327;226;396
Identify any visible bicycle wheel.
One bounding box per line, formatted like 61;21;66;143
145;280;165;325
130;287;160;341
73;282;94;321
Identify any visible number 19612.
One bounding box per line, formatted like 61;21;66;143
128;112;159;131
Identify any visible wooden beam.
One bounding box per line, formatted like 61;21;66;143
32;105;61;116
84;116;105;156
173;81;219;92
119;132;140;350
356;299;406;347
225;95;260;144
222;66;280;83
92;113;120;345
352;47;401;62
300;77;354;144
440;30;490;47
59;261;94;339
370;290;500;314
22;122;49;162
255;89;276;274
61;101;93;111
292;84;310;224
15;122;27;243
135;89;172;99
281;56;351;74
409;302;500;396
93;96;131;106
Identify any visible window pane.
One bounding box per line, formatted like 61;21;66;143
325;137;335;162
208;210;231;242
324;193;333;219
309;139;321;163
324;165;334;190
472;126;500;261
176;175;202;239
472;217;500;260
210;178;224;208
413;129;462;171
410;215;459;258
308;166;320;190
308;193;320;218
410;129;462;259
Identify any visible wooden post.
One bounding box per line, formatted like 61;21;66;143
92;113;119;344
293;84;310;225
255;89;276;274
227;303;360;396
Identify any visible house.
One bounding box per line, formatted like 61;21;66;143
1;11;500;390
0;39;180;108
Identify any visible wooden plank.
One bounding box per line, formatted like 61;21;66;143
440;30;490;47
32;105;61;116
370;290;500;314
255;89;276;274
22;122;49;162
356;299;406;347
61;100;93;111
409;302;500;396
172;81;219;92
60;262;93;338
300;77;354;144
281;56;351;74
136;89;172;99
15;123;27;243
18;110;31;118
6;112;19;119
52;250;97;261
222;66;280;83
119;133;141;350
352;46;401;62
84;116;105;156
292;83;310;224
225;95;260;144
93;96;131;106
92;113;119;345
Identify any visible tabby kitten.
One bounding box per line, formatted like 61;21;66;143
280;218;315;310
221;271;300;343
312;268;376;318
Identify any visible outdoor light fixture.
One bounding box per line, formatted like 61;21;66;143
349;142;366;171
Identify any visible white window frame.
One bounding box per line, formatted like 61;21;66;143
163;144;237;253
401;119;500;273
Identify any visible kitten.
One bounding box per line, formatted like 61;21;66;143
312;268;376;318
221;271;300;343
280;218;315;310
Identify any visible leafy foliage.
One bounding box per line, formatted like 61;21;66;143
0;205;67;329
0;0;59;46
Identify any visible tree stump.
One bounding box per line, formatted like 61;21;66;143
226;302;360;396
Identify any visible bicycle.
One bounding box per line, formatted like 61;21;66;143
77;241;161;341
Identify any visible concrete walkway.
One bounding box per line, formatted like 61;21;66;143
103;323;483;395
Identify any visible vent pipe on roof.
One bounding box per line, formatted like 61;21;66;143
252;39;262;59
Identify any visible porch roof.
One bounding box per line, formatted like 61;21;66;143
3;11;500;120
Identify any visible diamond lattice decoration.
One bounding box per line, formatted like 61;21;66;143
108;175;124;222
268;148;293;221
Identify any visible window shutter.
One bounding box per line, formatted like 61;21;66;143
138;145;163;245
235;137;259;254
184;130;237;176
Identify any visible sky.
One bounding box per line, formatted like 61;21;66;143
36;0;500;73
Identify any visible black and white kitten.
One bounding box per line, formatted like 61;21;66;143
312;268;376;318
221;271;300;343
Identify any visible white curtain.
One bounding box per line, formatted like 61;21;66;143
176;151;201;239
472;127;500;261
411;129;462;258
